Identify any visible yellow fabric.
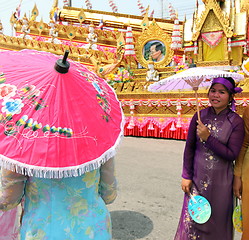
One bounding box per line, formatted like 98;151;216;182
202;37;225;61
234;106;249;177
242;179;249;240
231;46;241;64
0;170;27;211
234;106;249;239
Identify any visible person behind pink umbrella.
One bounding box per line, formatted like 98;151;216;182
174;77;244;240
0;158;117;239
0;205;21;239
0;49;124;240
234;104;249;239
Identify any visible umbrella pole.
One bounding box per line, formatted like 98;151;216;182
194;89;201;122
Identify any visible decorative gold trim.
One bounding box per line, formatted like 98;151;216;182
37;19;45;36
135;20;174;68
0;35;116;65
78;9;86;24
59;6;176;27
201;10;223;33
223;36;229;60
66;24;77;40
197;39;203;62
196;60;230;67
193;0;233;41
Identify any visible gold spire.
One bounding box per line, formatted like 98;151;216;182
37;18;45;35
78;8;86;24
141;6;150;31
30;4;39;21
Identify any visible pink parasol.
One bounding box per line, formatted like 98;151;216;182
0;49;124;178
148;67;244;120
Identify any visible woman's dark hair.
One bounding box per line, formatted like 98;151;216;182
223;77;235;88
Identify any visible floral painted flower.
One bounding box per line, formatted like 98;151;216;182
2;98;24;115
69;198;88;216
92;81;103;94
106;215;112;234
82;170;97;188
24;118;34;129
115;67;134;82
4;122;17;136
0;72;6;84
20;85;40;99
0;84;17;99
16;115;29;126
174;63;189;73
85;226;94;239
107;67;134;86
97;94;109;112
26;182;39;204
32;121;42;131
106;73;115;81
25;229;46;240
173;55;182;65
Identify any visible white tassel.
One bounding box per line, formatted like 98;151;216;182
244;45;247;54
228;38;232;52
194;41;198;55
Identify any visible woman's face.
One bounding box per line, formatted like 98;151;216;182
208;83;231;114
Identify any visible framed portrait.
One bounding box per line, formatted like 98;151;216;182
136;20;174;68
143;40;166;62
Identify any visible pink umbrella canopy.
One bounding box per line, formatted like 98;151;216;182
0;49;124;178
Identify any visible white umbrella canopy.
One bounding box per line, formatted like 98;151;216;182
148;67;244;92
148;67;244;120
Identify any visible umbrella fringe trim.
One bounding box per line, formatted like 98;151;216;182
0;132;124;179
0;105;125;179
0;145;120;178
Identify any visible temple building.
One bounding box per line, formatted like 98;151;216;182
0;0;248;139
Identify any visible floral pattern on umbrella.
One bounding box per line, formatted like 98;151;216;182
0;50;124;178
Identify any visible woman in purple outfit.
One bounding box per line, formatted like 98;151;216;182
174;77;245;240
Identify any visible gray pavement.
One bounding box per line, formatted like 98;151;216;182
108;136;242;240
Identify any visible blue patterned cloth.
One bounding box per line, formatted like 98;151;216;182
20;169;112;240
0;159;117;240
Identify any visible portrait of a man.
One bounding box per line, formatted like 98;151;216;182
144;41;166;62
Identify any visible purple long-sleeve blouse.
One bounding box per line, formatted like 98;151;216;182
182;107;245;180
176;106;244;240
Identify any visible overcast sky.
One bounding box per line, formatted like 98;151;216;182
0;0;197;36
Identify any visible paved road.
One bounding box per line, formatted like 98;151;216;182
108;136;242;240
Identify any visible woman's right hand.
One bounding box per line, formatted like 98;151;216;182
197;120;210;142
233;175;242;200
181;178;192;195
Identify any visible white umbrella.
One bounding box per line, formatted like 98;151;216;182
148;67;244;120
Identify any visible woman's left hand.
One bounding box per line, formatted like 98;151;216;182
233;175;242;199
197;120;210;142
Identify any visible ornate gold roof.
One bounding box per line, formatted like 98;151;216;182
7;4;184;71
202;0;225;2
241;0;249;13
59;7;179;34
192;0;233;41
